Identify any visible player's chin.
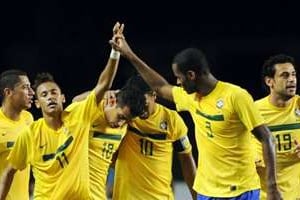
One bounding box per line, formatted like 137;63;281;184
24;103;32;109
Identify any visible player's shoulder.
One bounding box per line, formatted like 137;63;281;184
156;103;179;118
20;110;34;121
254;96;268;105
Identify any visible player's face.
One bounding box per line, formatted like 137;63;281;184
35;82;65;115
104;104;132;128
138;92;156;119
8;75;34;110
172;63;197;94
267;62;297;100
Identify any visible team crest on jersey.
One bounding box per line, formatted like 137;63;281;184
295;108;300;117
63;127;71;135
216;99;224;109
160;121;168;130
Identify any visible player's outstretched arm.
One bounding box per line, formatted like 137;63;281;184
94;22;124;103
109;24;174;102
0;165;17;200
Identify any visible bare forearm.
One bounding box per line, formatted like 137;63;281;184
126;52;169;92
0;167;16;200
262;135;277;188
95;57;119;103
178;153;197;200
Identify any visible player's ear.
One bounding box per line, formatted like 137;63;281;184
264;76;272;87
186;70;196;80
61;94;66;104
35;99;40;109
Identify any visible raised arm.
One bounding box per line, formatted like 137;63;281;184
94;22;124;104
252;125;282;200
0;165;17;200
109;27;174;102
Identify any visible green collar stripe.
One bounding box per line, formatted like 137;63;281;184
196;109;224;121
268;123;300;132
128;126;167;140
93;131;122;140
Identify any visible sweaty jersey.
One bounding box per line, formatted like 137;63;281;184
88;100;127;200
172;81;263;197
253;95;300;200
0;109;33;200
113;103;191;200
8;91;98;200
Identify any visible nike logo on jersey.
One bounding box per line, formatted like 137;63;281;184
92;123;101;128
39;143;47;148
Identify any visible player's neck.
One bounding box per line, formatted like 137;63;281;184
197;74;218;96
269;93;293;107
43;113;63;130
1;102;22;121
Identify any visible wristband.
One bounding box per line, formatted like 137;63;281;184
110;49;120;60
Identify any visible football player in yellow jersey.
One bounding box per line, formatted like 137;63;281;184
72;92;129;200
112;75;197;200
0;69;34;200
110;25;282;200
0;22;147;200
252;54;300;200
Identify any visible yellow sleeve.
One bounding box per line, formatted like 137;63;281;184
66;90;99;122
7;127;33;170
170;111;188;140
172;86;189;112
170;111;191;153
233;89;264;131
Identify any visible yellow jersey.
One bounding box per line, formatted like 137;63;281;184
8;91;98;200
113;103;191;200
253;95;300;200
0;109;33;200
172;81;263;197
89;101;127;200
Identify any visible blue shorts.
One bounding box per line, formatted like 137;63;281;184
197;189;260;200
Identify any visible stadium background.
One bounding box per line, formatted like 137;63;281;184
1;1;299;198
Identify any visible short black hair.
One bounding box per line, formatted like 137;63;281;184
262;54;296;78
261;54;296;92
0;69;27;99
172;48;210;74
32;72;56;93
124;75;152;94
116;86;147;118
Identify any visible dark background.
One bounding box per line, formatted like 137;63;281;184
1;1;299;180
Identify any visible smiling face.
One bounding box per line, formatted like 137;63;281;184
266;62;297;100
35;81;65;116
6;75;34;110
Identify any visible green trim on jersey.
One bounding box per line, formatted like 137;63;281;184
93;131;122;140
268;123;300;132
196;109;224;121
128;126;167;140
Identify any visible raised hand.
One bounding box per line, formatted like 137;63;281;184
109;22;134;59
112;22;124;46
